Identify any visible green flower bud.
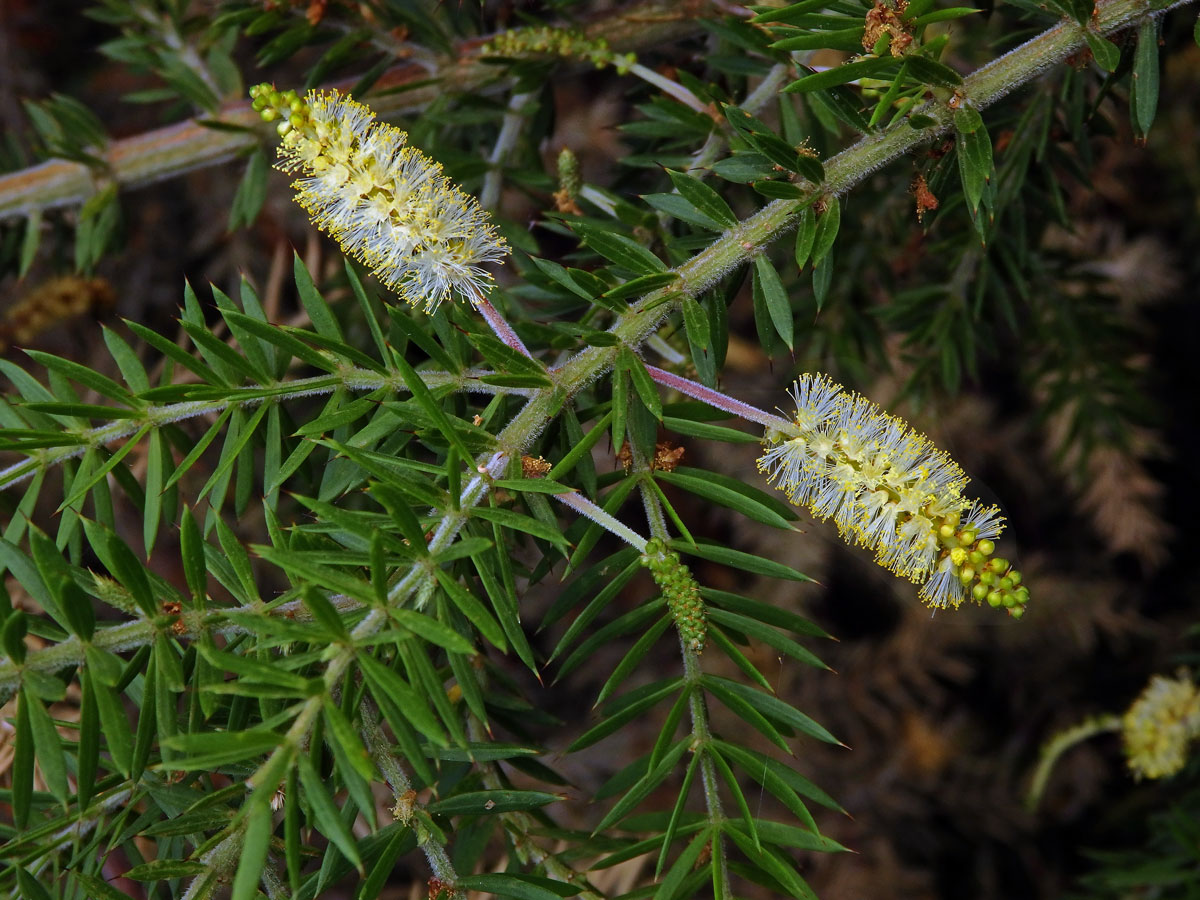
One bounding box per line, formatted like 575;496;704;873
643;549;706;652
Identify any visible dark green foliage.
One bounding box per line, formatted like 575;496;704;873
0;0;1196;898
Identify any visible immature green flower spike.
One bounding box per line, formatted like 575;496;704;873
757;374;1028;615
642;540;706;652
480;26;637;73
249;84;508;313
1121;671;1200;780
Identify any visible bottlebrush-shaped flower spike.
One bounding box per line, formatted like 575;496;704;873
250;84;508;313
1121;671;1200;779
758;374;1029;616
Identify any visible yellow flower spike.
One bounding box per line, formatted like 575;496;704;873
251;84;508;313
1122;671;1200;780
757;374;1029;615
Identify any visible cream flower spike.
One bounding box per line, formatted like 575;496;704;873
758;374;1029;617
1121;671;1200;780
250;85;508;313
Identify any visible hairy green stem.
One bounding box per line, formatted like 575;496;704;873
1025;714;1121;812
359;698;465;889
481;91;535;211
183;826;244;900
644;364;789;431
627;62;710;112
639;471;730;896
463;678;607;899
360;697;415;800
0;364;524;492
555;490;650;551
685;62;790;177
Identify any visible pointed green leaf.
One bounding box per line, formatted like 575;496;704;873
77;664;99;808
672;539;812;582
599;271;680;303
123;859;209;881
620;347;663;420
90;673;132;775
24;349;137;405
125;319;223;385
19;209;42;278
229;148;269;231
293;251;344;340
391;352;474;462
73;873;138;900
904;55;962;87
573;222;667;275
811;196;840;266
592;737;691;834
654;827;712;900
643;192;724;231
1132;19;1159;136
470;506;570;549
707;607;827;669
232;800;273;900
657;469;793;529
456;874;574;900
1084;32;1120;72
655;751;702;878
681;296;711;352
22;687;68;805
784;57;894;93
771;27;865;52
725;823;817;900
569;677;683;752
433;569;506;650
666;169;738;227
298;754;363;873
705;674;840;745
101;530;155;616
323;699;378;783
596;613;672;704
12;687;34;828
559;599;667;682
427;790;561;816
358;652;447;747
708;626;773;690
713;739;821;831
